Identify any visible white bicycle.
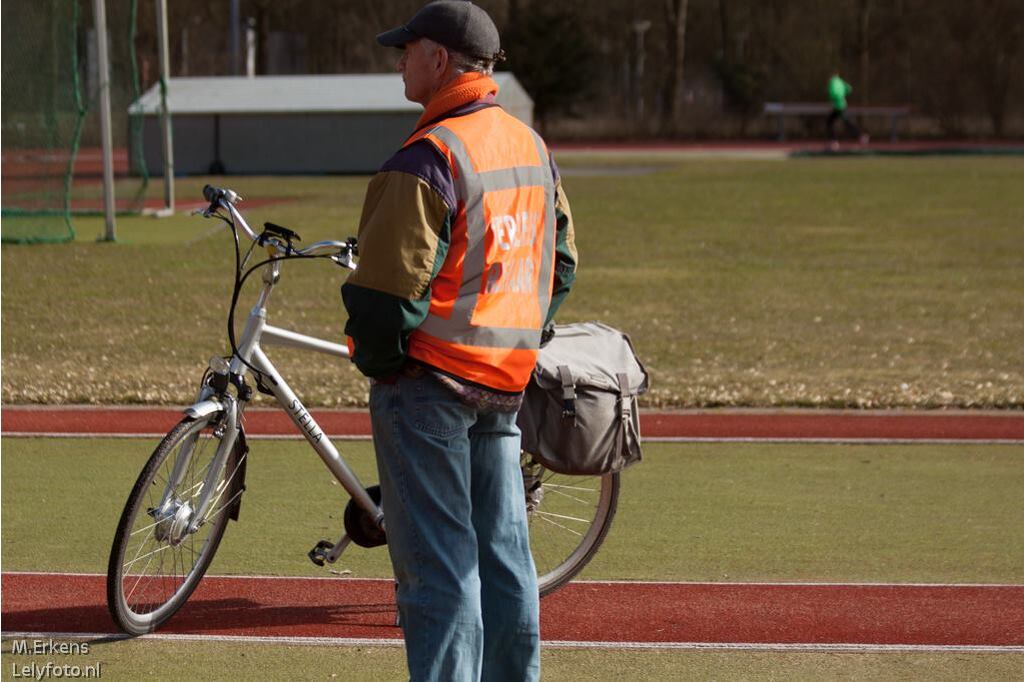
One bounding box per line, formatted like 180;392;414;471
106;185;620;635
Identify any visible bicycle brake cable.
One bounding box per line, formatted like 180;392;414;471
228;251;340;388
240;236;257;270
212;206;272;389
203;205;263;387
220;210;339;390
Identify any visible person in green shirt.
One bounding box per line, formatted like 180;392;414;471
827;71;869;150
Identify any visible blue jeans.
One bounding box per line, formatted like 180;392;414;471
369;371;540;682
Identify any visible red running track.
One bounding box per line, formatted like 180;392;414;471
3;406;1023;441
3;573;1023;648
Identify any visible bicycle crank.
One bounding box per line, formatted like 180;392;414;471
308;485;386;568
344;484;387;548
308;536;351;566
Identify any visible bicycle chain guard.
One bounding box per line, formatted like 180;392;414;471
344;485;387;548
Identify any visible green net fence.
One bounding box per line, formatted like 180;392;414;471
2;0;149;244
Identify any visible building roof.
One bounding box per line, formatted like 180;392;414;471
129;73;530;115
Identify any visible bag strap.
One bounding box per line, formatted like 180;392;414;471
616;373;631;422
615;373;632;456
557;365;577;423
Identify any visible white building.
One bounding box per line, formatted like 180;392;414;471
129;73;534;175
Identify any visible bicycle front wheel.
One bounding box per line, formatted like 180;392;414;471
107;415;246;635
522;454;620;596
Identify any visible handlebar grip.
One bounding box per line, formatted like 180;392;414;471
203;184;222;203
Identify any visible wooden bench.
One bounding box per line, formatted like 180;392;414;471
763;102;911;142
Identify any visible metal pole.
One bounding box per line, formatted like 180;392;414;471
155;0;175;215
92;0;117;241
245;17;256;77
230;0;241;75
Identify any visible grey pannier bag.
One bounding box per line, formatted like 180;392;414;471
517;322;649;475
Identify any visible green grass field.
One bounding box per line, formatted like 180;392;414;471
3;155;1023;408
3;151;1023;678
4;439;1022;582
3;436;1023;679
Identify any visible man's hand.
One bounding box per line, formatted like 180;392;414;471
540;322;556;348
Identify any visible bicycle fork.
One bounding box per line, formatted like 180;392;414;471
151;392;243;544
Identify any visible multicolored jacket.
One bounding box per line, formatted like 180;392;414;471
341;76;577;385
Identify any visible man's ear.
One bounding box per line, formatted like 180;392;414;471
433;45;449;76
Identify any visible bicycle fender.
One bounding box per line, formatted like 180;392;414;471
228;429;248;522
182;398;247;522
184;398;226;421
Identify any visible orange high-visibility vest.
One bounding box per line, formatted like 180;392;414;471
405;106;557;392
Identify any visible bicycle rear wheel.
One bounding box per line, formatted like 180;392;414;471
522;454;620;596
107;415;246;635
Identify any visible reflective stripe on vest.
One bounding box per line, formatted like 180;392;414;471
407;109;556;390
417;122;555;348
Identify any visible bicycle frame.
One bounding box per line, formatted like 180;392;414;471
171;200;382;559
108;186;619;636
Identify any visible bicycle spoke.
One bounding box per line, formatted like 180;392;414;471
542;472;597;486
129;518;161;536
210;486;243;519
124;524;157;570
523;465;619;597
535;512;584;536
124;549;161;603
543;482;598;492
123;542;173;571
157;543;169;611
532;509;591;524
543;486;596;506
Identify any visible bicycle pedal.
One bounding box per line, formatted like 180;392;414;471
308;539;335;567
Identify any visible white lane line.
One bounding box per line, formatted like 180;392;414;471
5;571;1023;589
648;437;1024;444
0;432;372;440
3;433;1022;443
543;641;1024;653
2;632;1022;654
558;579;1024;588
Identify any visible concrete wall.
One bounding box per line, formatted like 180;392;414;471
137;111;419;175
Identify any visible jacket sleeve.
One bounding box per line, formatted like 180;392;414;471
545;157;577;326
341;147;453;379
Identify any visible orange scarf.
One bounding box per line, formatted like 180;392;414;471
416;72;500;129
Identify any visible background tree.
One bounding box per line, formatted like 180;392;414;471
662;0;690;131
502;2;597;134
857;0;872;104
87;0;1024;139
965;0;1024;136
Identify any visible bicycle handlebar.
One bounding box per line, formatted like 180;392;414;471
199;185;357;268
203;184;240;206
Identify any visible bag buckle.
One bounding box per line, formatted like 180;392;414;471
557;365;577;423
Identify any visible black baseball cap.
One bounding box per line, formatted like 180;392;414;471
377;1;501;61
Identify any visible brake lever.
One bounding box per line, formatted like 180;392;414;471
335;237;359;269
333;251;357;270
192;199;228;219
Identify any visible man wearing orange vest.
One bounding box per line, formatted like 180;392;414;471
341;2;576;679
